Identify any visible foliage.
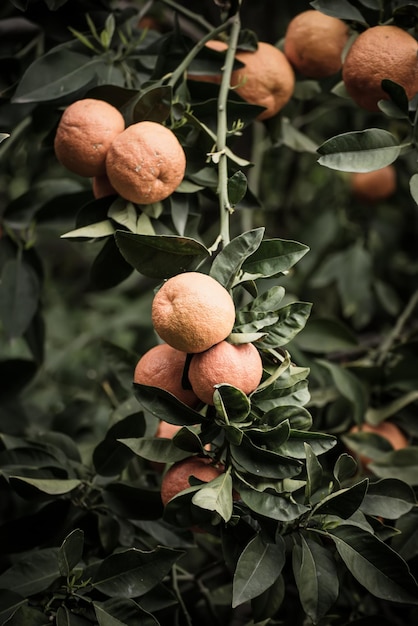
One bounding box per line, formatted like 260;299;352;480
1;0;418;625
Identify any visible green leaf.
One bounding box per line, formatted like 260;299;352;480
213;384;251;423
317;129;401;172
333;453;358;486
278;429;336;459
61;220;115;239
312;479;368;519
115;231;209;278
293;535;339;624
94;598;159;626
240;238;309;280
326;525;418;604
232;534;286;607
210;228;264;290
366;391;418;426
305;443;323;501
360;478;416;519
0;133;10;144
228;170;248;206
9;476;81;496
231;435;303;479
380;80;410;118
130;85;172;124
317;360;367;425
311;0;367;22
118;437;190;464
58;529;84;577
133;383;203;425
12;48;104;102
257;302;312;348
295;317;358;354
239;487;309;521
192;471;234;522
281;117;318;153
0;590;26;623
0;547;60;597
0;259;40;339
92;547;183;598
93;412;146;476
409;173;418;204
369;447;418;485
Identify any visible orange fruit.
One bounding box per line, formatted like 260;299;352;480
190;40;295;120
342;25;418;112
188;340;263;406
348;421;408;466
133;343;199;407
105;121;186;204
161;456;222;506
350;165;396;204
92;173;117;199
284;10;349;78
154;420;183;439
54;98;125;177
151;272;236;354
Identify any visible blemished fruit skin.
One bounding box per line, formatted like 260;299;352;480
134;343;200;407
342;25;418;112
188;340;263;406
350;165;396;204
191;40;295;121
54;98;125;177
105;121;186;204
348;421;408;466
151;272;236;354
161;457;223;506
284;10;349;79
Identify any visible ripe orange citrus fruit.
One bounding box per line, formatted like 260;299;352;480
92;173;117;199
151;272;236;354
350;165;396;204
54;98;125;177
161;456;222;506
134;343;199;407
188;340;263;406
191;40;295;120
342;25;418;112
348;421;408;466
105;121;186;204
284;10;349;78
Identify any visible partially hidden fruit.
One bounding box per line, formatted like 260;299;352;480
161;456;222;506
54;98;125;177
151;272;236;354
350;165;396;204
134;343;199;407
342;25;418;112
105;121;186;204
190;40;295;120
284;10;349;78
348;421;408;466
188;340;263;406
92;173;117;199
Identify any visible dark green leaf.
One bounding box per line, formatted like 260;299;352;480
295;317;358;354
93;547;183;598
131;85;172;124
232;534;286;607
89;237;133;290
317;129;401;172
228;171;248;207
192;471;234;522
305;443;323;501
93;412;146;476
94;598;160;626
278;429;336;459
0;359;38;397
241;238;309;280
9;476;81;496
312;479;368;519
318;360;367;425
115;231;209;278
213;384;251;423
293;535;339;623
257;302;312;348
369;447;418;485
0;547;60;597
361;478;416;519
0;590;26;623
210;228;264;290
118;437;190;464
311;0;367;21
326;525;418;604
239;488;309;521
0;259;40;339
133;383;203;426
231;435;302;479
58;529;84;577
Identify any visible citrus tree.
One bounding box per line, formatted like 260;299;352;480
0;1;418;625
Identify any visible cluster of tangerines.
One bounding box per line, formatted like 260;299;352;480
133;271;263;508
54;98;186;205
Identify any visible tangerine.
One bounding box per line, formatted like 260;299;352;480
54;98;125;177
151;272;236;353
188;340;263;405
350;165;396;204
105;121;186;204
160;456;222;506
342;25;418;112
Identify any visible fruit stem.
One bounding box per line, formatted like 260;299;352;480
215;3;242;248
